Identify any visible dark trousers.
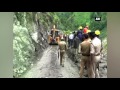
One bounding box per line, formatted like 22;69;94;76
68;39;73;48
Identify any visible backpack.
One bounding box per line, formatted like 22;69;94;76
73;36;79;48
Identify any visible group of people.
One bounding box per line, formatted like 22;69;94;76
58;26;103;78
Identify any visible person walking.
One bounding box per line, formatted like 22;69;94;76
58;36;67;67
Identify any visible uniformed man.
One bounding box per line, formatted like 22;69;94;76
79;34;91;78
95;30;103;52
89;31;102;78
58;36;67;67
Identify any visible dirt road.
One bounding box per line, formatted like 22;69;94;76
22;45;107;78
22;46;81;78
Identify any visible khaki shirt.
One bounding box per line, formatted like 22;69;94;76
58;41;67;52
80;39;91;56
88;38;91;42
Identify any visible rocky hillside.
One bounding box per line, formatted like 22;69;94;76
13;12;56;77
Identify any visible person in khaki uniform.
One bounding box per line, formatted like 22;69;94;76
58;36;67;67
89;31;102;78
79;34;91;78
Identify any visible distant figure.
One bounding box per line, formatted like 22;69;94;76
66;34;69;48
83;28;88;34
73;33;80;62
64;34;67;42
77;30;83;42
77;26;84;53
68;32;74;48
58;36;67;67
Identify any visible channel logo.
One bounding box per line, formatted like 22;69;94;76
95;17;101;21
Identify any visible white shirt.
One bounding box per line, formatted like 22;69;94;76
69;34;74;39
90;37;101;55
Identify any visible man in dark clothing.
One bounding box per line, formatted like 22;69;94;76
68;32;74;48
77;29;84;54
73;34;80;51
73;33;80;63
77;26;84;43
77;31;83;42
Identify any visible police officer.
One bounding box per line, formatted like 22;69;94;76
89;31;102;78
79;34;91;78
58;36;67;67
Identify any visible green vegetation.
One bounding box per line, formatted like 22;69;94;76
13;13;34;77
13;12;107;78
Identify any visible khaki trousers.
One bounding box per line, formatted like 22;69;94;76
80;56;90;78
60;51;65;66
89;55;101;78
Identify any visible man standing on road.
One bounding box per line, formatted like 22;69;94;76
89;31;102;78
73;32;80;63
80;34;90;78
58;36;67;67
79;34;91;78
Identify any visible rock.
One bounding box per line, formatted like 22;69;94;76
99;63;107;69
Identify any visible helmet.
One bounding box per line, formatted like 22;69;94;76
83;28;88;33
79;26;83;30
87;30;91;33
95;30;100;35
